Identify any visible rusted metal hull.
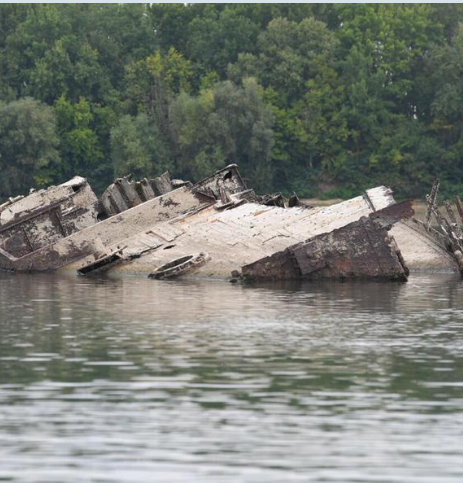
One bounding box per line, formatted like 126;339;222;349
68;187;409;280
1;165;451;282
241;202;412;282
0;176;100;270
0;166;247;274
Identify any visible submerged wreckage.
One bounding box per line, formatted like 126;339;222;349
0;167;461;281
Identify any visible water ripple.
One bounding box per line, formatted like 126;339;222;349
1;272;463;482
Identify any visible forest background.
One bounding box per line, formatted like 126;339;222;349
1;3;463;201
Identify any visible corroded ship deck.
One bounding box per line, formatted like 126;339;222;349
0;166;461;281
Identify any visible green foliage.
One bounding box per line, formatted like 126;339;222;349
123;47;192;140
110;113;172;179
229;16;337;106
54;96;114;193
187;8;260;76
0;98;59;198
1;4;463;201
170;79;274;189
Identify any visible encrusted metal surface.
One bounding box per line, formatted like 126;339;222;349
241;202;413;282
1;165;446;279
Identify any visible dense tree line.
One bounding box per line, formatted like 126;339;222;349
1;4;463;200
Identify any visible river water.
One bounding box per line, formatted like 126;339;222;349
1;272;463;482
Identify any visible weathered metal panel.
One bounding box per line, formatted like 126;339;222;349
241;202;413;282
138;179;156;202
103;186;400;278
0;227;32;258
3;187;208;272
151;172;173;196
192;164;246;200
0;176;98;227
240;249;300;280
117;177;142;207
1;163;423;279
11;237;106;272
100;173;176;217
292;218;407;280
22;209;65;250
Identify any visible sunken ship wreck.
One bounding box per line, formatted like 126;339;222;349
0;166;461;281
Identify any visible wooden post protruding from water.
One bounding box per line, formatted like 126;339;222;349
455;196;463;227
432;203;463;273
425;179;440;231
431;205;448;236
444;200;463;238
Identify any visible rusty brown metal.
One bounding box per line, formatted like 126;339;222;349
77;246;125;275
241;201;414;282
369;200;414;228
0;165;425;279
242;217;409;282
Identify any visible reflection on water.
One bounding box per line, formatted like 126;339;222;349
1;272;463;482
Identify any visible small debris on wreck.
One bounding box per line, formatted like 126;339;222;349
77;246;125;276
148;252;210;280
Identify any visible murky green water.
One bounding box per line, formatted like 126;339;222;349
1;272;463;482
